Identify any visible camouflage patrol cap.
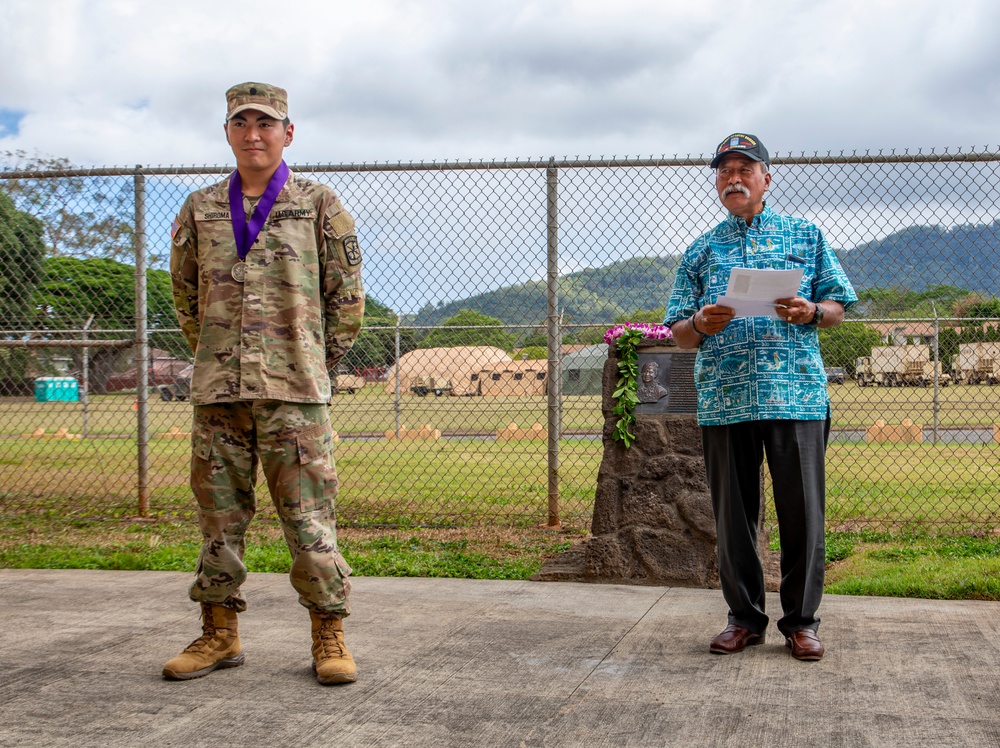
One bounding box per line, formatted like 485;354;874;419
226;82;288;121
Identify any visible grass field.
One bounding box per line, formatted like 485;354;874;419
4;433;999;531
3;385;1000;600
828;380;1000;428
0;390;606;437
2;386;999;531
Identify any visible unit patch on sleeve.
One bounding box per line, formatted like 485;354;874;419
343;235;362;266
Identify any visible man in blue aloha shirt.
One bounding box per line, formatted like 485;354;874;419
665;133;857;662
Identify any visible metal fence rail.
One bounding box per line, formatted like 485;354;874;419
2;150;1000;533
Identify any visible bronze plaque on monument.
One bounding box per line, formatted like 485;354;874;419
635;348;697;415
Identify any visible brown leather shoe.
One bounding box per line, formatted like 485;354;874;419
709;624;765;654
785;629;824;661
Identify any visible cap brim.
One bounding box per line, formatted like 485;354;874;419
227;103;286;121
710;151;766;169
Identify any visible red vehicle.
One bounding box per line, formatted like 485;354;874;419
105;358;191;393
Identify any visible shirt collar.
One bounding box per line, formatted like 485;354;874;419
724;202;774;230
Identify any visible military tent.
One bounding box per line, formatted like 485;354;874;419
561;343;607;396
383;346;513;396
477;359;547;397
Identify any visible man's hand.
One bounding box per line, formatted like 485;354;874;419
773;296;817;325
671;303;735;348
694;303;736;335
774;297;845;327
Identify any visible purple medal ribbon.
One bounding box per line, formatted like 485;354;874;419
228;160;290;263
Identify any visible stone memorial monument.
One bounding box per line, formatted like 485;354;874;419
535;337;776;589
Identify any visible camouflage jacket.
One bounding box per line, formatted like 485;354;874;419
170;172;365;405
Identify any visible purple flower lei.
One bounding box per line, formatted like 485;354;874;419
604;322;673;344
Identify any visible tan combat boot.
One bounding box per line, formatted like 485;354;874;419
310;612;357;684
162;603;244;680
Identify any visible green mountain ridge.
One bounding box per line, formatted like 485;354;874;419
411;221;1000;328
412;255;682;328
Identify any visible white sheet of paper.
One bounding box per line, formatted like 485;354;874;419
716;267;804;319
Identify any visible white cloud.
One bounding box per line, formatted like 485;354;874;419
1;0;998;167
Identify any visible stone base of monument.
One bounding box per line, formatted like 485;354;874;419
533;339;779;590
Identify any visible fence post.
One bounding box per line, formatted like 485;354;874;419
931;304;940;445
545;158;561;528
133;167;150;516
394;324;402;437
81;314;94;439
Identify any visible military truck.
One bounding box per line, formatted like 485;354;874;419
334;374;366;394
952;342;1000;385
158;364;193;401
409;375;452;397
855;345;949;387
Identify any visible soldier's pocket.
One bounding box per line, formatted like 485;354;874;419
295;423;338;514
335;553;352;578
190;426;226;512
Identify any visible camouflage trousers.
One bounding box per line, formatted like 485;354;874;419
187;400;351;617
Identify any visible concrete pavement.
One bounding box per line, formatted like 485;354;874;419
1;569;999;747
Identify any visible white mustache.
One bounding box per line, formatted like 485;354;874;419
723;184;750;198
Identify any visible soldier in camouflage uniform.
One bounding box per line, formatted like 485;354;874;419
162;82;365;685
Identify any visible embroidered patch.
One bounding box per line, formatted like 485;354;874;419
717;133;758;155
271;208;316;220
326;210;354;238
343;235;362;266
194;210;231;221
170;218;181;239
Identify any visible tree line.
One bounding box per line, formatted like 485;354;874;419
3;232;997;387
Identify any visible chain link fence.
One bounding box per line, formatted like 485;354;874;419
2;150;1000;533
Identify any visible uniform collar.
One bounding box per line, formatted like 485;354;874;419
209;170;299;206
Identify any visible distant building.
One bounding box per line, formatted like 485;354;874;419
561;344;607;396
476;359;547;396
866;322;938;346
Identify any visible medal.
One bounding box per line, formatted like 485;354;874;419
228;160;290;283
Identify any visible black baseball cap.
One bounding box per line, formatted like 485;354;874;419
709;133;771;168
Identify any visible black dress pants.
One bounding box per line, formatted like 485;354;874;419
701;417;829;637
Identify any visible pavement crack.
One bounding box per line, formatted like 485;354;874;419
565;586;671;701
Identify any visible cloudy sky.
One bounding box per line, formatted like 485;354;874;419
1;0;998;169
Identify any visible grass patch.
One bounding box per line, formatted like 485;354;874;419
340;532;571;579
824;530;1000;600
0;519;581;582
4;515;1000;601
